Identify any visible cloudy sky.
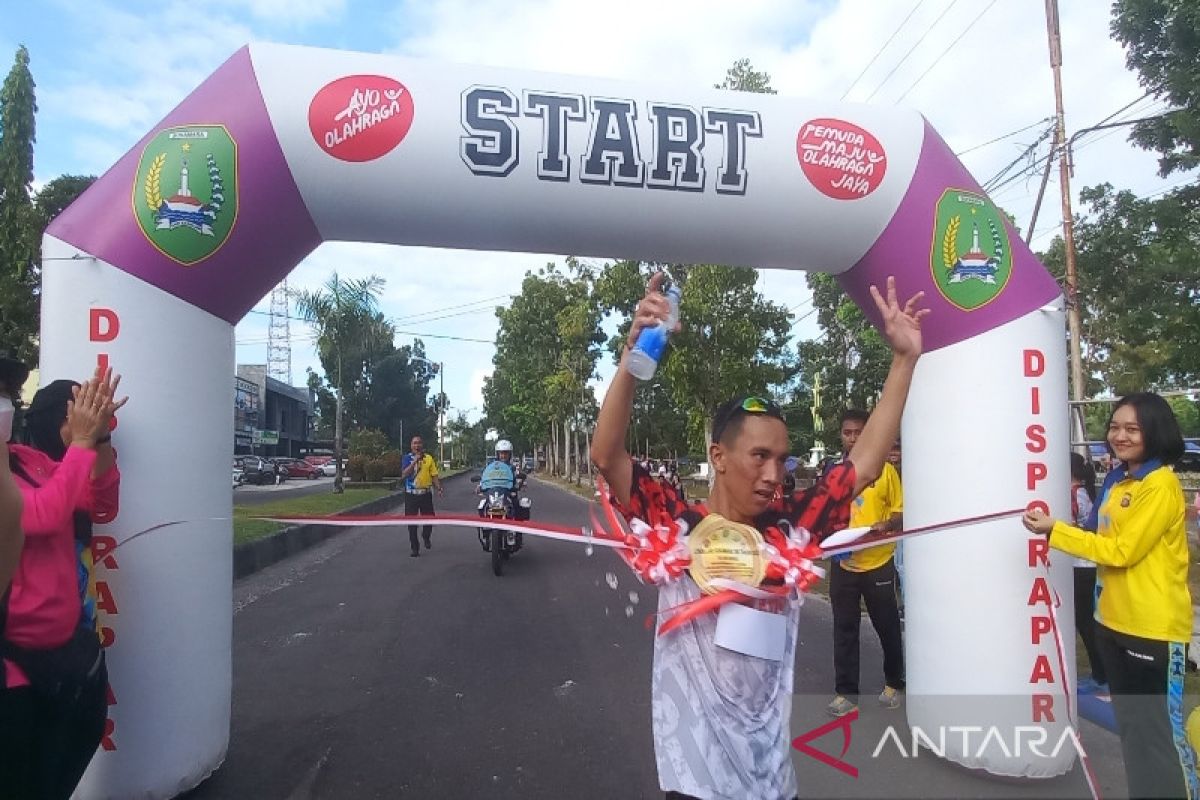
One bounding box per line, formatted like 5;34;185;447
2;0;1190;423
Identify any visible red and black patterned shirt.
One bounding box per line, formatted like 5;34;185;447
616;458;856;552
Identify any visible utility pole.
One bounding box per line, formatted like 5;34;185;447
438;362;445;467
1044;0;1085;407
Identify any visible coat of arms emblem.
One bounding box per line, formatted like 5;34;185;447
930;189;1012;310
133;125;238;265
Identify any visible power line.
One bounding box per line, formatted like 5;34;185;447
244;292;511;327
392;330;495;344
388;303;506;327
894;0;999;103
863;0;961;102
983;93;1165;198
982;124;1056;193
955;117;1054;157
389;293;510;324
1073;101;1173;156
840;0;927;100
792;306;819;327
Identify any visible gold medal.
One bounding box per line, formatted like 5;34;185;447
687;513;767;595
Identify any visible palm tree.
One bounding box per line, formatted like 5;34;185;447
293;272;385;493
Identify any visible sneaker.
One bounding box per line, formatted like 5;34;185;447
827;695;857;717
879;686;902;709
423;536;432;550
410;551;420;558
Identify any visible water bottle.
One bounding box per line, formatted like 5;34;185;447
626;285;682;381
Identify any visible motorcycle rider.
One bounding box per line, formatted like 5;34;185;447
477;441;528;552
477;440;525;503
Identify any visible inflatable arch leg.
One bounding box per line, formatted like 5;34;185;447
41;45;1069;798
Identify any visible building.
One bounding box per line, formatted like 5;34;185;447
234;375;259;453
235;365;315;457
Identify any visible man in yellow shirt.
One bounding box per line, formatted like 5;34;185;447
827;410;905;717
402;435;443;557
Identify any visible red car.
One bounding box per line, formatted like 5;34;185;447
276;458;320;479
305;455;333;467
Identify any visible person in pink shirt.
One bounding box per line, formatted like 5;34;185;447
0;367;125;800
0;354;28;595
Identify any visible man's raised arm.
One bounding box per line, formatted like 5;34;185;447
591;272;674;508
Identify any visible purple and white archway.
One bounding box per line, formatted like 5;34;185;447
43;44;1071;798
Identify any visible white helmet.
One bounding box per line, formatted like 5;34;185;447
495;439;513;453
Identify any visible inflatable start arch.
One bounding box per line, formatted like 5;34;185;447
42;44;1072;798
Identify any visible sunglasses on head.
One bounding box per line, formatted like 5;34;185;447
740;396;781;415
712;396;785;442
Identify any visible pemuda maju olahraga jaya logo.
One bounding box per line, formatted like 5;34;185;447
930;189;1013;311
133;125;238;265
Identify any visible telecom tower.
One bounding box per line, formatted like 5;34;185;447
267;279;292;384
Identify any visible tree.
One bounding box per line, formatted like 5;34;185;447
484;259;603;478
306;367;335;440
445;412;489;467
0;46;39;363
796;273;892;447
595;260;795;453
35;174;95;224
293;272;385;492
1111;0;1200;178
715;58;778;94
360;340;439;449
1039;183;1200;392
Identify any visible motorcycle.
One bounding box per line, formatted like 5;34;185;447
471;475;531;576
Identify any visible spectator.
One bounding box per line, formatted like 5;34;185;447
0;355;28;595
1068;451;1106;694
1024;393;1196;800
0;367;125;800
827;410;905;718
887;439;902;476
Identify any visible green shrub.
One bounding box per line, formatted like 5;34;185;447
347;454;368;482
380;449;402;477
349;428;389;460
365;459;387;481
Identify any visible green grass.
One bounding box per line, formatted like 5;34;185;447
233;488;391;546
532;472;599;501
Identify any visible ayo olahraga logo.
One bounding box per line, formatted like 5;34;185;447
930;189;1012;311
133;125;238;265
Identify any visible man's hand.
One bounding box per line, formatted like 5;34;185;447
625;271;679;349
870;276;928;360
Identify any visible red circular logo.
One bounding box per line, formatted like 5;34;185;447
797;118;887;200
308;75;414;163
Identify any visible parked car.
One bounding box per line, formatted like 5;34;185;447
320;460;342;477
1087;443;1112;472
233;462;245;489
1178;442;1200;474
305;455;333;467
276;457;319;479
235;455;279;485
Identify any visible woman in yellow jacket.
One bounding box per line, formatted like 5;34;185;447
1025;392;1196;799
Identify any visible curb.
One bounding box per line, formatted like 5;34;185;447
232;472;471;579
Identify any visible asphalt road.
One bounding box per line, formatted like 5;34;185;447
188;474;1127;800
